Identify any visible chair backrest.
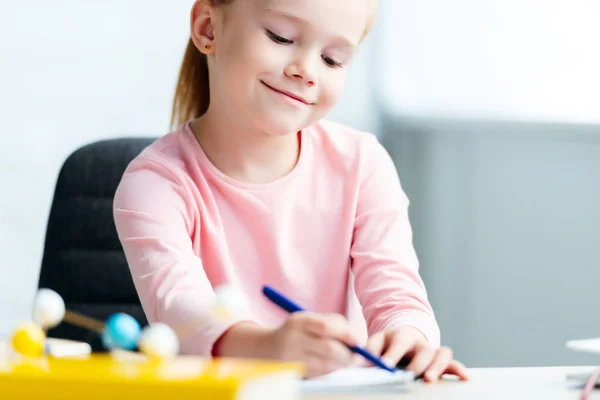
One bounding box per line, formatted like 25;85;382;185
38;137;157;351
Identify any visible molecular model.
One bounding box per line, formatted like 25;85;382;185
10;285;245;361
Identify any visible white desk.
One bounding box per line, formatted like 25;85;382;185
0;339;596;399
306;366;597;400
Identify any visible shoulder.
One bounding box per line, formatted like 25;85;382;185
114;123;198;209
121;122;201;184
127;123;196;176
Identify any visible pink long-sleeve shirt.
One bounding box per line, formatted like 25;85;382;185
113;119;440;356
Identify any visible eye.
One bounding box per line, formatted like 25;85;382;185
322;55;343;68
266;29;293;44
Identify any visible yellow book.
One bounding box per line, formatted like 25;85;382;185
0;340;304;399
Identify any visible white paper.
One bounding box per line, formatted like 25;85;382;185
301;367;415;393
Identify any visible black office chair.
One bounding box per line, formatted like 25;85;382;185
37;137;157;351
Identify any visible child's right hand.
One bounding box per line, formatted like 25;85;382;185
266;312;358;378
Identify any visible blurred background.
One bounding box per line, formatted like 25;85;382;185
1;0;599;368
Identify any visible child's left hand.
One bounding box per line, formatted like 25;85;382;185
355;326;470;382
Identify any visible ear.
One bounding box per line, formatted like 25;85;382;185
190;0;217;55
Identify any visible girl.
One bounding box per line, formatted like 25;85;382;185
113;0;469;381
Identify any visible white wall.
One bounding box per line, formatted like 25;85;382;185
0;1;378;336
376;0;600;124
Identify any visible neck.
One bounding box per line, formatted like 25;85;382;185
190;105;301;185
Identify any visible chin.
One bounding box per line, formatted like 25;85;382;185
256;115;313;136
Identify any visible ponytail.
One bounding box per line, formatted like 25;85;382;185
170;38;210;129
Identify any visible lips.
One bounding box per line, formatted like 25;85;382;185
261;81;313;105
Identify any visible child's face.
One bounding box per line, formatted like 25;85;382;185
210;0;370;135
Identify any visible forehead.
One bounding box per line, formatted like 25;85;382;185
257;0;371;45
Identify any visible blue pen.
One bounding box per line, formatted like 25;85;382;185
262;285;397;374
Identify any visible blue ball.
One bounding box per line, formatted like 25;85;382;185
102;313;141;350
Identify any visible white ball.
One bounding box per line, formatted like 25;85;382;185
212;284;245;320
32;288;65;329
138;323;180;359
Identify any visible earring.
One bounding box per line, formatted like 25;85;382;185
205;44;211;50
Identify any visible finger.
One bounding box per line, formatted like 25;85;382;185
350;353;367;367
379;332;419;367
307;337;354;372
301;351;334;379
354;331;386;367
404;346;437;378
421;347;454;382
442;360;470;381
364;331;387;356
292;312;329;338
304;313;357;346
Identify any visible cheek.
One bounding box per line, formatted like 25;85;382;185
232;34;287;75
319;73;347;106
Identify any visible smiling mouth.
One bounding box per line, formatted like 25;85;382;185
261;81;313;105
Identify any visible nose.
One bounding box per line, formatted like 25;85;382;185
284;53;318;87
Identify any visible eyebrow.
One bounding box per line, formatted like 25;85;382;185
264;8;357;48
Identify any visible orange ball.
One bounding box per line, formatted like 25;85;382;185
11;322;46;357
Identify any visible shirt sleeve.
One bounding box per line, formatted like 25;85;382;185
113;159;252;356
350;135;441;348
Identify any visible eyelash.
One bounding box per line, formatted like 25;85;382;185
266;29;293;44
322;56;343;68
265;30;344;68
